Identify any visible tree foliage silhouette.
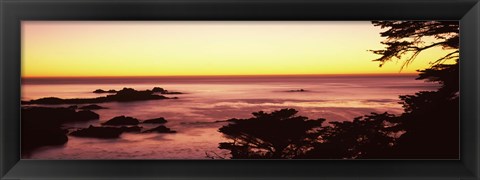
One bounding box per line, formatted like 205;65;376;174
217;21;459;159
218;108;324;159
302;112;400;159
369;21;459;158
370;21;459;69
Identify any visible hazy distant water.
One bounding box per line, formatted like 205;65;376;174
22;75;439;159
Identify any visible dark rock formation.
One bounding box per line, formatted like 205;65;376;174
152;87;166;93
152;87;183;94
287;89;307;92
21;107;100;156
143;117;167;124
70;125;123;138
22;106;99;124
93;89;117;93
214;118;239;123
23;88;168;105
120;126;143;133
93;89;106;93
70;125;143;139
111;88;164;102
76;110;101;120
102;116;140;126
23;97;67;104
162;91;183;94
79;104;107;110
143;125;176;133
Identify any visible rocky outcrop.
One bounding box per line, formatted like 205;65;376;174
23;88;168;105
21;107;100;156
93;89;117;93
143;125;176;133
79;104;107;110
287;89;307;92
152;87;183;94
102;116;140;126
120;126;143;133
143;117;167;124
70;125;124;138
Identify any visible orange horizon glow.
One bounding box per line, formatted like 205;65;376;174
22;21;456;78
22;73;420;79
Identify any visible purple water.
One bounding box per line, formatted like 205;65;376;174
21;75;439;159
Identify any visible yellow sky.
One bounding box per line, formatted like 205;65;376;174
21;21;455;77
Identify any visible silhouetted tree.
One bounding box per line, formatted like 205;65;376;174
370;21;459;69
218;108;324;159
302;112;400;159
292;21;459;159
217;21;459;159
370;21;459;158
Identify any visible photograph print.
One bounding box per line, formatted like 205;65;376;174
21;21;459;159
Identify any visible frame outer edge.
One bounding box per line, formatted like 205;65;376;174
0;0;479;180
1;0;20;179
461;1;480;179
473;1;479;178
0;0;5;178
470;3;480;179
476;1;480;178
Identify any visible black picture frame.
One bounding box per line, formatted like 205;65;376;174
1;0;479;179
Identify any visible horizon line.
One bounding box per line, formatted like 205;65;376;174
22;73;419;79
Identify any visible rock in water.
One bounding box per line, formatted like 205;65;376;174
120;126;143;133
79;104;107;110
21;106;100;156
143;117;167;124
70;125;124;138
24;87;168;105
152;87;166;93
143;125;176;133
102;116;140;126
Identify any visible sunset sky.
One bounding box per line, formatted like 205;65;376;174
22;21;455;77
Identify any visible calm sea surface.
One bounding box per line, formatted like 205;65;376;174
21;75;439;159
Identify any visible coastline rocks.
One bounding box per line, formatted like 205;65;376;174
70;125;145;139
23;87;168;105
23;128;69;154
75;110;101;121
22;105;178;154
102;116;140;126
287;89;307;92
143;125;177;133
22;106;100;124
110;88;165;102
93;89;117;93
152;87;166;93
120;126;143;133
23;97;66;105
152;87;183;94
214;118;240;123
79;104;107;110
162;91;183;94
143;117;167;124
21;107;100;155
70;125;124;139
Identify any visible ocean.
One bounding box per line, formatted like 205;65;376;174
21;75;439;159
